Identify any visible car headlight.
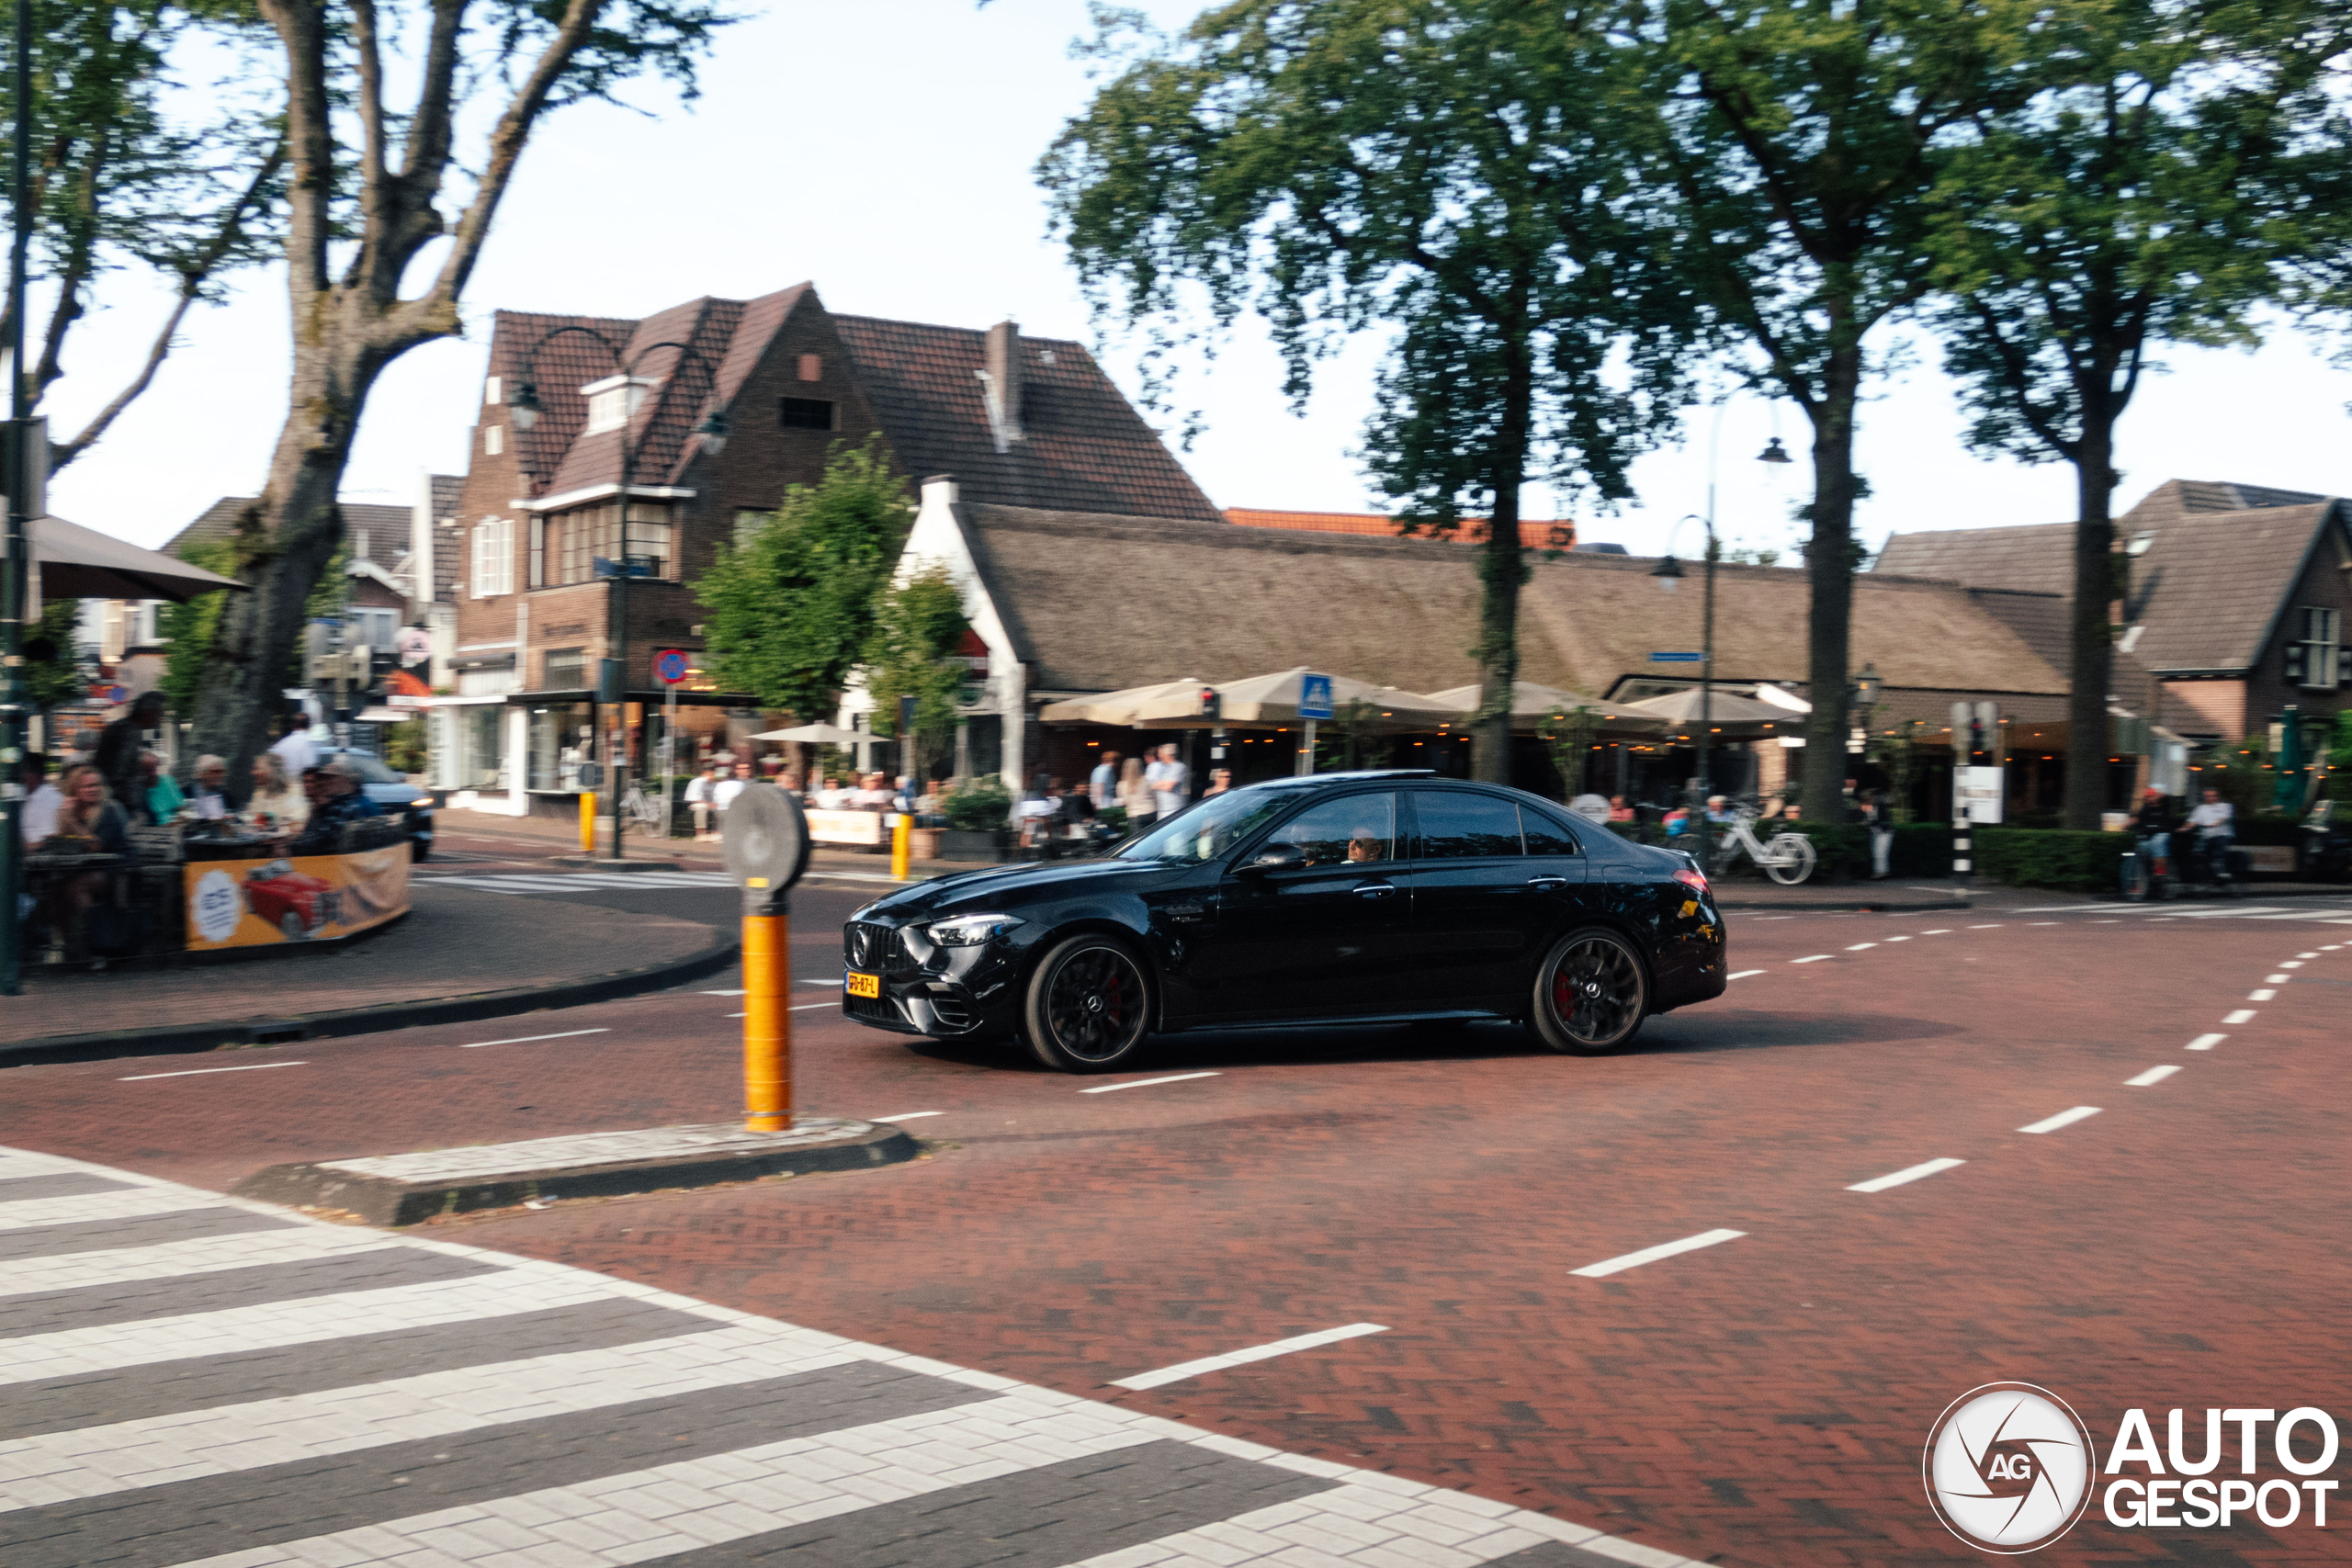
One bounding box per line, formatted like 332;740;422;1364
927;913;1023;947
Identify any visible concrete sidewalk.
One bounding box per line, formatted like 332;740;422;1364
3;885;734;1065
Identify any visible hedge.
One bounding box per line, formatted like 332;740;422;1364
1973;828;2130;892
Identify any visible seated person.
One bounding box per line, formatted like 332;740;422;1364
1261;794;1397;867
43;765;131;853
243;751;310;834
287;761;379;854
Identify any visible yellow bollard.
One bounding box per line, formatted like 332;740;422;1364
578;791;594;853
741;901;790;1132
890;812;912;881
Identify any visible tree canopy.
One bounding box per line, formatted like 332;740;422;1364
864;563;972;784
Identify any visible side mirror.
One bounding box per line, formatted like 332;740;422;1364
1237;842;1305;875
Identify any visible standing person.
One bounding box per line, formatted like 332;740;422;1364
684;761;721;840
1145;742;1189;821
95;691;166;815
17;754;60;847
1089;750;1121;809
269;711;320;781
1116;755;1154;829
1857;789;1894;880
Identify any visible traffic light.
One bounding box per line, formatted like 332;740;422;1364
1198;684;1220;720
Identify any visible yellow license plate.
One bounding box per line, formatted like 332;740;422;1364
845;971;881;999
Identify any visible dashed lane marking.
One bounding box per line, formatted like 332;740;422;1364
457;1029;610;1050
1847;1157;1965;1194
2188;1033;2227;1051
1921;929;1953;935
872;1111;945;1122
2127;1066;2183;1088
1078;1072;1222;1095
2018;1106;2102;1135
119;1062;307;1082
2266;972;2293;981
1790;954;1833;964
1570;1228;1746;1279
2248;988;2277;1001
1883;935;1910;942
2223;1010;2256;1024
1727;970;1766;981
1111;1324;1389;1391
1845;942;1877;951
1969;923;2003;929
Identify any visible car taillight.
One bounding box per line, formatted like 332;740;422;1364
1674;867;1709;897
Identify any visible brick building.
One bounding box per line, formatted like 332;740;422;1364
431;283;1214;813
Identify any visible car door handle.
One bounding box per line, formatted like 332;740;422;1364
1352;881;1398;898
1525;876;1568;890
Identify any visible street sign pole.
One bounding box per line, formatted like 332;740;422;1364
1295;672;1333;777
2;0;36;998
724;785;811;1133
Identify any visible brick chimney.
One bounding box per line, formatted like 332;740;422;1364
981;319;1024;451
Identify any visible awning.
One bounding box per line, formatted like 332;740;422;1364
1421;681;1667;733
1200;668;1458;730
31;513;244;603
1038;678;1219;728
752;723;868;744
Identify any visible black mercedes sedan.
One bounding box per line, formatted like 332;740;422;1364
841;770;1725;1072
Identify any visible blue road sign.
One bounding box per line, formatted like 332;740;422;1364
1648;651;1704;663
653;649;690;685
1297;672;1335;720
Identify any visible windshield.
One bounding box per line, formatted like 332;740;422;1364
325;751;403;784
1113;789;1292;863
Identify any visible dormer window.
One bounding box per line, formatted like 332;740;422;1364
582;374;656;435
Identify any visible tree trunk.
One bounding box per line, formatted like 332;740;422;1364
1472;334;1534;785
1800;342;1862;822
2064;412;2117;830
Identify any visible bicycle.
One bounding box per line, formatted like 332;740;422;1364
2120;832;2173;902
619;780;669;837
1713;804;1817;886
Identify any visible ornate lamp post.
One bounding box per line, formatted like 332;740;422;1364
506;328;729;859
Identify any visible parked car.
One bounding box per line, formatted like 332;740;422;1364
2303;799;2352;883
841;771;1727;1071
241;859;340;940
314;746;435;861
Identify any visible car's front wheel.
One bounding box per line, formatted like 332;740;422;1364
1023;933;1154;1073
1530;928;1647;1055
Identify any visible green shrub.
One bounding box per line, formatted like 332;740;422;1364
1974;827;2129;891
942;778;1012;831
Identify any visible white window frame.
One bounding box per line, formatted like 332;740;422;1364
470;517;514;598
484;375;503;406
484;424;503;457
2299;606;2341;690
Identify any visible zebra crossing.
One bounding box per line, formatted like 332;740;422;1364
0;1145;1686;1568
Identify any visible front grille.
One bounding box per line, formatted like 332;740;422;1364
844;921;904;973
844;989;899;1024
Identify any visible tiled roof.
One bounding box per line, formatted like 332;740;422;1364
166;497;413;563
831;315;1220;520
1963;587;2160;715
1225;509;1577;549
428;474;465;604
484;309;647;494
953;503;2065;701
1874;479;2346;675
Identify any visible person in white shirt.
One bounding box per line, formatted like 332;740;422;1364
1145;743;1188;821
712;760;753;816
268;713;319;780
2188;789;2234;840
684;762;721;840
1089;750;1121;809
850;772;896;810
17;755;61;846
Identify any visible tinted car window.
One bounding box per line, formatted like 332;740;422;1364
1263;793;1397;866
1115;788;1289;863
1412;792;1523;859
324;751;402;784
1520;807;1582;857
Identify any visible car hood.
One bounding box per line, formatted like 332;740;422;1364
855;857;1180;922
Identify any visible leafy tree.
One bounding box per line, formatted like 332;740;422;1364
1541;704;1600;799
864;563;971;784
0;0;287;468
1923;1;2351;829
1626;0;2044;814
1044;0;1699;784
19;600;88;718
187;0;735;799
695;440;912;725
162;536;345;717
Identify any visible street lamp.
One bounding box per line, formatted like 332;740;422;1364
504;326;732;859
1653;515;1721;864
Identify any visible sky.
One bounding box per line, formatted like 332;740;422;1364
36;0;2352;562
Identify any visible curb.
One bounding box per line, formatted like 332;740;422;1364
230;1121;918;1225
0;930;741;1069
1717;894;1973;913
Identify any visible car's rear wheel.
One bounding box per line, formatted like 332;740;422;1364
1530;928;1647;1055
1023;934;1153;1073
279;911;307;942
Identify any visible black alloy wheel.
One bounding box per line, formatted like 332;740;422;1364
1530;928;1647;1055
1023;934;1153;1072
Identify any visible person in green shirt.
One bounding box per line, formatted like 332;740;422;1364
140;750;185;825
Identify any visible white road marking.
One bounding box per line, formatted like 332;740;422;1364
2266;973;2292;982
1570;1228;1746;1279
1883;935;1911;942
2282;959;2308;966
791;1001;833;1011
457;1028;610;1049
872;1111;945;1122
802;977;843;987
2324;945;2343;951
1728;969;1767;981
2188;1033;2226;1051
2028;921;2061;926
1921;929;1953;935
1845;942;1877;951
1848;1157;1965;1193
2223;1010;2256;1024
2018;1106;2102;1135
701;988;745;996
2248;988;2277;1001
2010;902;2139;914
1078;1071;1222;1095
1791;954;1833;964
1969;923;2003;929
118;1061;307;1082
2126;1066;2182;1087
1111;1323;1389;1391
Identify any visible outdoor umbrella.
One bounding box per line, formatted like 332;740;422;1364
32;513;243;602
1422;681;1668;733
1037;678;1216;728
752;723;868;745
1196;667;1459;730
1619;687;1794;731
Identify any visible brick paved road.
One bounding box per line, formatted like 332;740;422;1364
2;889;2347;1565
